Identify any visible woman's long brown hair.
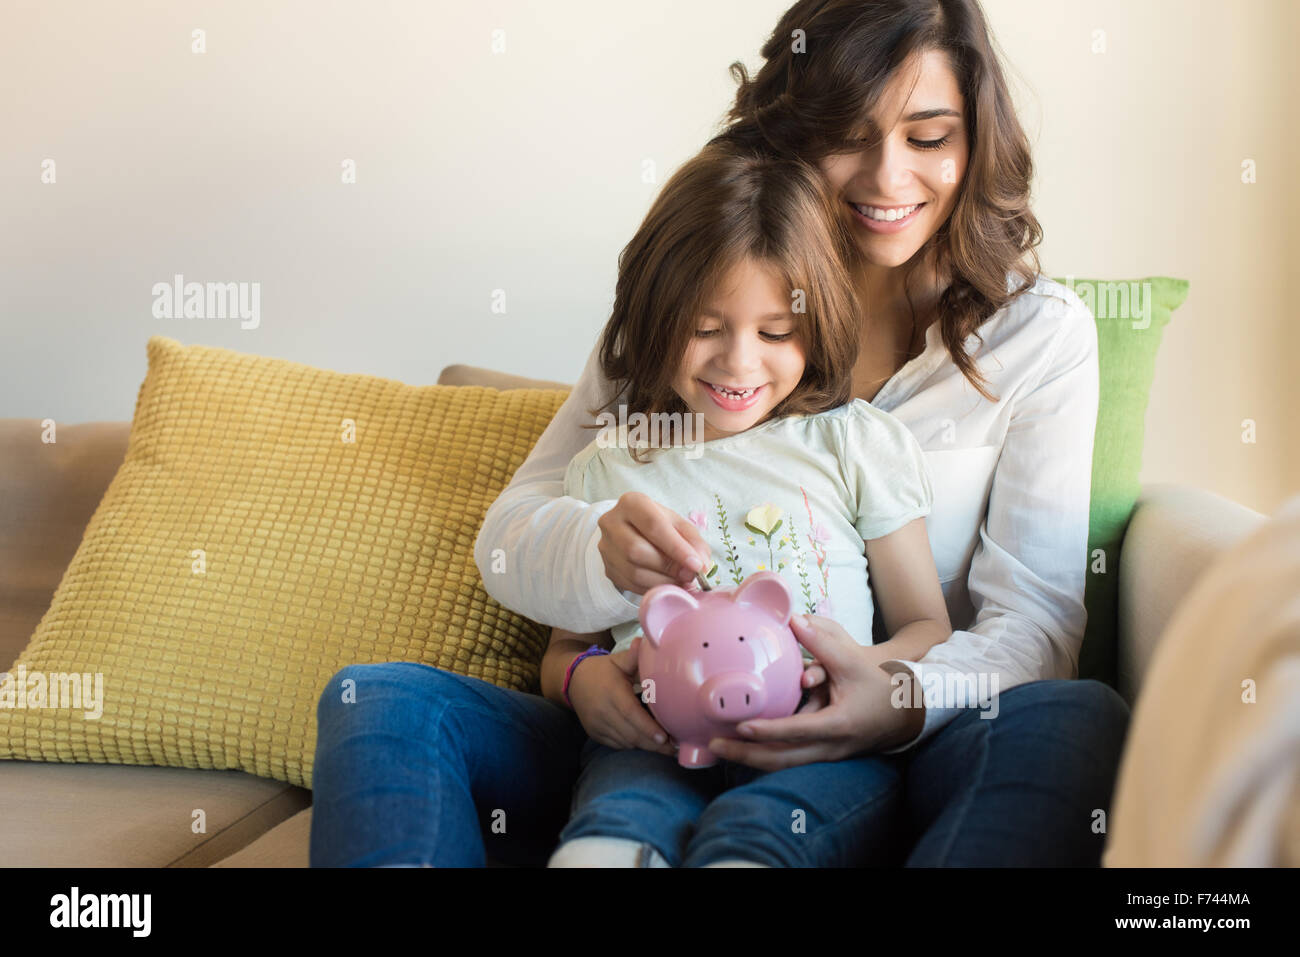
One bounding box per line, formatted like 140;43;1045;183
711;0;1044;401
584;139;865;463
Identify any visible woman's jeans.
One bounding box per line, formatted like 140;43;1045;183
309;663;1130;866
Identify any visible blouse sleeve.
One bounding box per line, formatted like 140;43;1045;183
878;294;1100;754
841;403;934;541
473;338;643;632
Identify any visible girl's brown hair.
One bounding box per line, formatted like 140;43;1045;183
712;0;1042;401
586;139;864;462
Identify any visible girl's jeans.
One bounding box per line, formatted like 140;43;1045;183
309;663;1129;866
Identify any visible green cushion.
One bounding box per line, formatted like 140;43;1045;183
1050;275;1190;688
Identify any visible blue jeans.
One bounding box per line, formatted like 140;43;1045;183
309;663;586;867
561;738;906;866
309;663;1129;866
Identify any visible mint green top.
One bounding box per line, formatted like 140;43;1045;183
562;399;934;654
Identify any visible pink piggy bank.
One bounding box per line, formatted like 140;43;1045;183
637;570;804;768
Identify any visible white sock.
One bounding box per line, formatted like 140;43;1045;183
548;836;672;868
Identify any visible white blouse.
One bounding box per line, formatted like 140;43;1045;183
474;273;1099;752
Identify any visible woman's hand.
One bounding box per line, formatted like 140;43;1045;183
707;614;926;771
597;491;712;595
567;637;677;756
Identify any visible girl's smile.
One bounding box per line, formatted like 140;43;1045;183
672;257;806;443
699;380;767;411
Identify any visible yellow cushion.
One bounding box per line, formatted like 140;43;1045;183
0;336;570;789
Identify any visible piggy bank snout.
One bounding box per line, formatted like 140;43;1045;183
700;672;767;722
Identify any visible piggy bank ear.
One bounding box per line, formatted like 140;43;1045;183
731;570;793;625
639;585;700;647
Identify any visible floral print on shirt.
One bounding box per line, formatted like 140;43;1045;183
696;489;833;616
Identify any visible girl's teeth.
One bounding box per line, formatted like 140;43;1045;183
855;203;919;222
709;382;756;398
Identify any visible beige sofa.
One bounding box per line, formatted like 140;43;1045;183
0;363;1267;866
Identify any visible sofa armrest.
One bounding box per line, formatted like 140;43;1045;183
1116;482;1266;704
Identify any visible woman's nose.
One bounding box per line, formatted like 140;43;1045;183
861;135;912;195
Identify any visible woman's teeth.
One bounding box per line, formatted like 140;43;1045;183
707;382;758;398
852;202;921;222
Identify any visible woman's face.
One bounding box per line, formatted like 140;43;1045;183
672;257;807;443
818;49;968;270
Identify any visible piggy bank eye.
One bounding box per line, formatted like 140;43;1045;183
703;641;709;648
738;635;745;641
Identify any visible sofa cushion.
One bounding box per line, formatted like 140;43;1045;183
211;806;313;867
0;421;129;672
1051;276;1189;688
0;336;570;789
0;760;310;866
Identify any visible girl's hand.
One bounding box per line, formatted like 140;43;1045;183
707;614;926;771
567;637;676;756
597;491;712;595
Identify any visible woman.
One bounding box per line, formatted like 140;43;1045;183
310;0;1130;867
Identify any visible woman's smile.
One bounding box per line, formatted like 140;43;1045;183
848;200;927;234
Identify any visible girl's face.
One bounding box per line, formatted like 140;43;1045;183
672;257;806;443
818;48;968;270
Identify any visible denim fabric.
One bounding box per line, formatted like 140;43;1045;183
310;663;1129;867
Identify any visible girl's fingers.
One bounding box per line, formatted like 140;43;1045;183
668;513;712;574
614;700;673;754
607;640;640;677
617;684;675;753
629;501;709;583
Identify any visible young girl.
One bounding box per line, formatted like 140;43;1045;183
541;139;953;867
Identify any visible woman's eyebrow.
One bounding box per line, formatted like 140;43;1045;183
904;108;961;121
864;107;962;129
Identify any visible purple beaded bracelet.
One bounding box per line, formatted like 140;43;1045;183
563;643;610;709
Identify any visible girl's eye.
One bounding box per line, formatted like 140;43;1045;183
694;329;793;342
910;135;951;151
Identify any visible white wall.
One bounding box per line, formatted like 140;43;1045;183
2;0;1295;513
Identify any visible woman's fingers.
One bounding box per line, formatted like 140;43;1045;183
795;683;830;715
802;662;827;687
730;706;845;744
707;736;845;772
788;613;869;677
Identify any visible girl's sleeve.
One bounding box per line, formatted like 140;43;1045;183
473;338;643;632
877;294;1100;754
841;404;934;541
